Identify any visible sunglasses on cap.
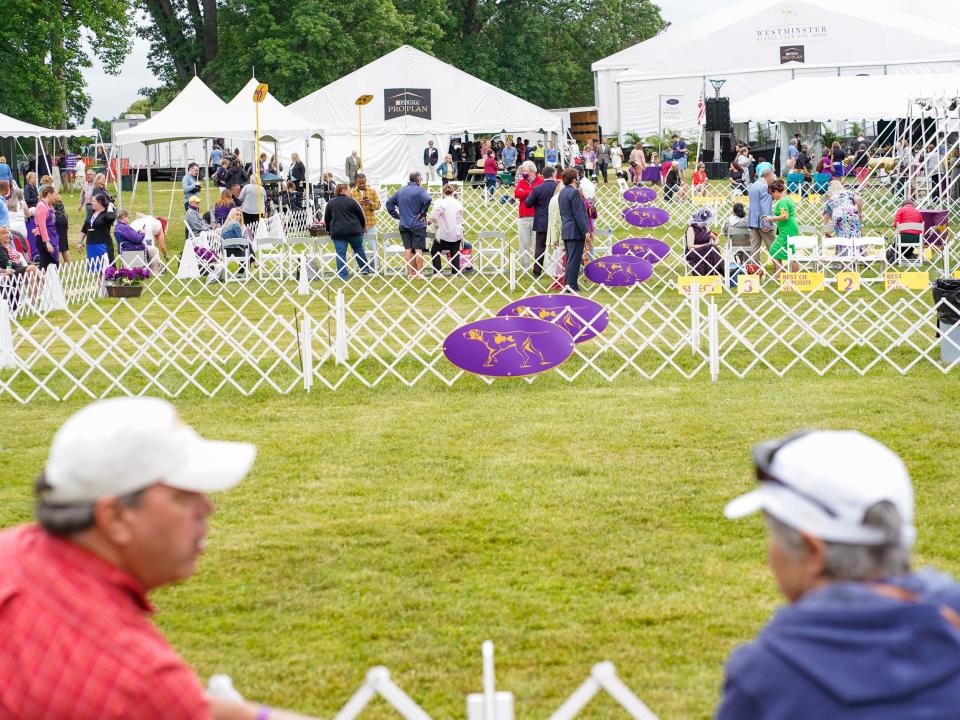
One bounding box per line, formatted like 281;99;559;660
752;430;839;518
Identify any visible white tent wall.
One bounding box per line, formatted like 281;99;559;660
594;0;960;135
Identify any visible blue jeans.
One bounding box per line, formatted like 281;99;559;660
485;173;497;197
333;235;370;279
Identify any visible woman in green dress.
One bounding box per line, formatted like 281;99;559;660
764;179;798;277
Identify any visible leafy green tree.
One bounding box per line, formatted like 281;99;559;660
0;0;131;127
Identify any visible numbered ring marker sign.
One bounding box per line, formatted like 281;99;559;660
612;237;670;264
584;255;654;286
623;186;657;204
622;206;670;228
737;274;760;294
497;294;608;343
443;316;575;377
837;272;860;292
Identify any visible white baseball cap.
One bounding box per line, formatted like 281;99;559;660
724;430;915;546
44;397;256;504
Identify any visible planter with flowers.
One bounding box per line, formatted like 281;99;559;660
104;266;152;298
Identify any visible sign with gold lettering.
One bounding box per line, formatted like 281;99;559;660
779;272;824;292
837;272;860;292
884;271;930;291
677;276;723;296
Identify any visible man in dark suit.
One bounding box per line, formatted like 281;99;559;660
524;165;558;278
557;167;591;292
423;141;439;185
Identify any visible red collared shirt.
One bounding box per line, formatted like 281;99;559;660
0;524;211;720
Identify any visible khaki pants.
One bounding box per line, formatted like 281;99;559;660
749;228;774;258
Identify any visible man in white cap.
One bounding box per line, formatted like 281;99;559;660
717;430;960;719
0;398;314;720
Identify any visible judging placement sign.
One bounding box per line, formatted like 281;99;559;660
885;271;930;291
677;276;722;296
779;272;824;292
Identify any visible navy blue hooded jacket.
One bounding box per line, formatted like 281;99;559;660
717;570;960;719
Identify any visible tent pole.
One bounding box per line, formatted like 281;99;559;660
117;144;123;210
204;139;211;209
147;157;154;216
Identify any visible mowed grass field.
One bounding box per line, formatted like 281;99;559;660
3;373;960;719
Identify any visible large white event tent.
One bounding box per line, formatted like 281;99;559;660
592;0;960;138
0;111;97;187
288;45;564;184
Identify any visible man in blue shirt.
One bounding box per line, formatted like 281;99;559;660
746;166;774;260
501;141;518;172
210;145;222;172
672;135;688;170
386;172;432;278
544;142;559;166
182;163;201;210
718;430;960;719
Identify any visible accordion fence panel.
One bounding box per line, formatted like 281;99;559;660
2;269;958;403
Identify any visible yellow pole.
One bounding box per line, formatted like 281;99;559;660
358;104;364;172
255;101;262;220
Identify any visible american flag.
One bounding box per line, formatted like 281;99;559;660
697;92;705;127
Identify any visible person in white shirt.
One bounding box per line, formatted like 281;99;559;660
610;141;624;178
130;213;169;261
428;184;465;275
238;179;265;225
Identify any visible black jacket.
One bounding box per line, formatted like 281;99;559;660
225;165;248;188
81;210;117;249
290;162;306;184
23;183;38;209
525;179;558;232
423;147;438;166
558;185;589;242
323;195;366;238
0;243;27;273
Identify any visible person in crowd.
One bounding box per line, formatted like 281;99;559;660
229;183;243;208
72;155;86;192
113;209;155;268
54;149;67;190
891;197;924;261
664;161;682;202
722;202;749;239
545;142;559;166
483;149;499;199
214;158;231;188
0;155;13;185
629;143;646;173
0;397;324;719
23;172;39;259
830;140;846;178
853;143;871;185
786;138;799;170
210;143;222;171
52;186;70;263
609;140;623;179
582;144;596;180
289;152;306;190
214;188;235;226
257;152;268;177
648;150;660;178
672;134;688;171
795;144;811;178
545;180;565;279
350;173;380;271
660;151;672;184
79;193;116;266
93;173;111;208
764;179;798;277
691;161;707;197
747;166;775;261
324;183;370;280
185;195;211;236
924;143;942;204
219;207;254;272
514;161;542;273
429;183;465;276
33;186;61;269
815;149;833;177
0;224;36;277
628;161;642;185
822;179;863;255
77;170;96;215
0;179;9;230
267;154;280;176
35;147;53;179
319;171;337;201
423;140;439;185
717;430;960;719
1;180;27;244
279;181;303;213
736;146;753;185
525;165;559;278
386;171;432;279
225;158;248;189
516;138;526;166
558;167;591;293
238;177;264;226
129;213;169;262
684;207;723;276
345;150;360;186
437;154;458;186
595;138;611;183
501;140;518;174
182;162;202;209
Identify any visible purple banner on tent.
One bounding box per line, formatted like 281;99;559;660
622;206;670;228
623;186;657;204
443;316;574;377
612;237;671;264
584;255;654;286
497;294;608;343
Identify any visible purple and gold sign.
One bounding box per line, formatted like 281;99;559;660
623;186;657;204
584;255;654;286
497;294;608;343
443;316;574;377
622;206;670;228
613;237;671;264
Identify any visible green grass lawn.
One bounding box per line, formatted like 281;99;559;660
3;373;960;718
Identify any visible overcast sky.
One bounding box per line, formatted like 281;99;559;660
81;0;960;124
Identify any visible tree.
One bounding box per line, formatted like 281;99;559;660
0;0;131;127
137;0;217;89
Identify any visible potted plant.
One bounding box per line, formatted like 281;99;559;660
103;265;152;298
307;221;325;237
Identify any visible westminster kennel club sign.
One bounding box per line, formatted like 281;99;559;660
384;88;432;120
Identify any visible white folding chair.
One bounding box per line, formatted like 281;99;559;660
894;222;925;267
591;228;614;259
853;236;888;279
474;231;507;274
785;235;821;272
380;232;406;275
118;250;148;269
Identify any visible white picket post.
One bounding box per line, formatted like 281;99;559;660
0;300;15;369
689;282;700;353
176;237;202;279
708;301;719;381
508;249;516;292
41;265;68;312
298;254;309;296
335;289;347;364
592;663;659;720
548;675;600;720
482;641;496;720
301;312;313;391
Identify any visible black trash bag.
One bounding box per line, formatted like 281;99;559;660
932;278;960;325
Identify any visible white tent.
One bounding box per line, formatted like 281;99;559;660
731;74;960;123
593;0;960;138
0;111;94;139
289;45;564;184
225;78;323;142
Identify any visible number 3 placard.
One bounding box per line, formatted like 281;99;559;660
738;275;760;294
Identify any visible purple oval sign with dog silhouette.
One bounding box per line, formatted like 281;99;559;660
444;316;575;377
623;206;670;228
585;255;654;286
623;186;657;204
497;294;608;343
613;237;671;264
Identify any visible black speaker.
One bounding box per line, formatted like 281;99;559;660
706;98;731;132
